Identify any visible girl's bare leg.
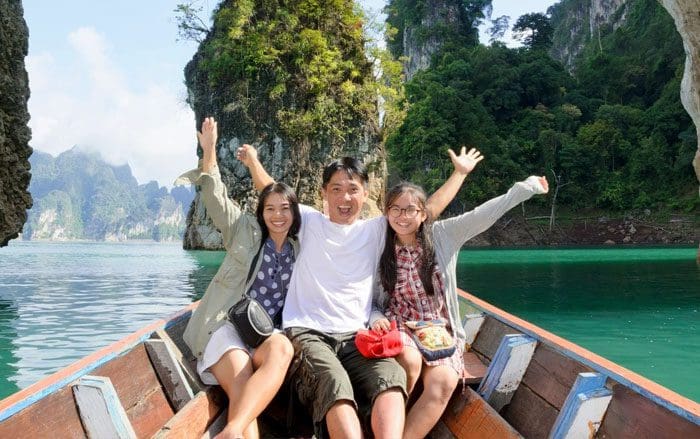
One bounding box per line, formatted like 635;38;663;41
403;365;458;439
395;347;423;395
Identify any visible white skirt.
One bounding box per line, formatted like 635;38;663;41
197;321;254;385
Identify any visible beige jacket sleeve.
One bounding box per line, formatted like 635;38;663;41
174;164;243;250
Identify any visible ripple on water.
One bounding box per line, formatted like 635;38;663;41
0;242;219;393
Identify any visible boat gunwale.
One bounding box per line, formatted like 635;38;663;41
0;302;199;422
0;292;697;429
458;289;700;424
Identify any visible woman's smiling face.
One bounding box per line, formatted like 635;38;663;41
262;193;293;237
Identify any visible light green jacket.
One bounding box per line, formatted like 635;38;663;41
175;165;299;360
371;176;546;344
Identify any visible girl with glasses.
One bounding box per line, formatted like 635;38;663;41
371;148;549;439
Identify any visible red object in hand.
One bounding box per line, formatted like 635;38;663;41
355;320;404;358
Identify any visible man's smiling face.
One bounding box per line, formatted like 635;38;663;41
322;170;369;225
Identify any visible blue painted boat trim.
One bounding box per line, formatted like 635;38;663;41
478;334;535;399
550;372;612;439
460;296;700;426
0;309;194;422
75;376;137;438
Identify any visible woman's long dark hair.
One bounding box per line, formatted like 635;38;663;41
379;182;437;295
255;183;301;241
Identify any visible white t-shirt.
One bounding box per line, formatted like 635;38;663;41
282;205;386;332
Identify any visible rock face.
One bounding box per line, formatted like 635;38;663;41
402;0;463;81
660;0;700;190
182;1;385;250
0;0;32;247
549;0;629;71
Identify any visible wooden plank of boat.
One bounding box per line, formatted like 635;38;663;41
152;386;226;438
458;289;700;438
439;386;522;438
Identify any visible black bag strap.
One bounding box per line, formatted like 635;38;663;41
244;240;265;288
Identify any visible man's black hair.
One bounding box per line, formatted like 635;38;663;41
321;157;369;188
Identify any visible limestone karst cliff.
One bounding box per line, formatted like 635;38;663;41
660;0;700;191
182;0;386;249
549;0;629;71
24;149;194;242
0;0;32;247
385;0;482;81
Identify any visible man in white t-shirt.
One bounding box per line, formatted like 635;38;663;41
238;146;481;438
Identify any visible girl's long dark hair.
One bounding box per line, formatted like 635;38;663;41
255;182;301;241
379;182;437;295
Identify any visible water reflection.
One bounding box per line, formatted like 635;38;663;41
184;250;226;301
0;242;224;397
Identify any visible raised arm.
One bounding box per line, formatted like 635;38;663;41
198;117;218;173
237;144;275;190
425;147;484;219
190;117;246;249
435;175;548;255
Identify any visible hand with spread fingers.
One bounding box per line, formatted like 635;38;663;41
448;146;484;176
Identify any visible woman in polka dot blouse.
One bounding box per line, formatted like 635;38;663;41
177;117;301;439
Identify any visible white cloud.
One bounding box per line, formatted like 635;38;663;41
26;26;196;188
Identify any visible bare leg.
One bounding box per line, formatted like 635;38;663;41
210;349;257;439
403;365;458;439
396;347;423;395
211;334;294;439
326;400;363;439
371;388;405;439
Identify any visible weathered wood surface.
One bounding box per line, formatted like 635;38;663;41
462;312;486;348
549;372;612;439
152;387;226;438
152;329;202;394
520;343;594;410
441;387;522;438
463;351;488;385
470;316;520;362
597;383;700;438
0;385;86;437
73;375;137;439
501;383;559;439
0;303;198;423
145;339;195;410
164;316;203;391
91;344;175;438
478;334;537;411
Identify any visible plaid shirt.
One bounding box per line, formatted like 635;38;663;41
385;244;447;324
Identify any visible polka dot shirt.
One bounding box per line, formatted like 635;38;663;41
247;238;294;326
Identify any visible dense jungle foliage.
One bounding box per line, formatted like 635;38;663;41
384;0;697;215
190;0;379;151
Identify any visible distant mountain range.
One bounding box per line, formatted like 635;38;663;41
23;148;194;242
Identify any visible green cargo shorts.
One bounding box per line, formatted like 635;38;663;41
286;327;407;436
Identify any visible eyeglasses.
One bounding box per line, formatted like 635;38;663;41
387;205;422;218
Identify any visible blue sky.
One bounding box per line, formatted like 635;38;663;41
23;0;555;187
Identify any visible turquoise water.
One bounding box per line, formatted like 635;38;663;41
456;247;700;402
0;242;697;403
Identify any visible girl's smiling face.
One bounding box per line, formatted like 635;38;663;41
386;192;427;246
